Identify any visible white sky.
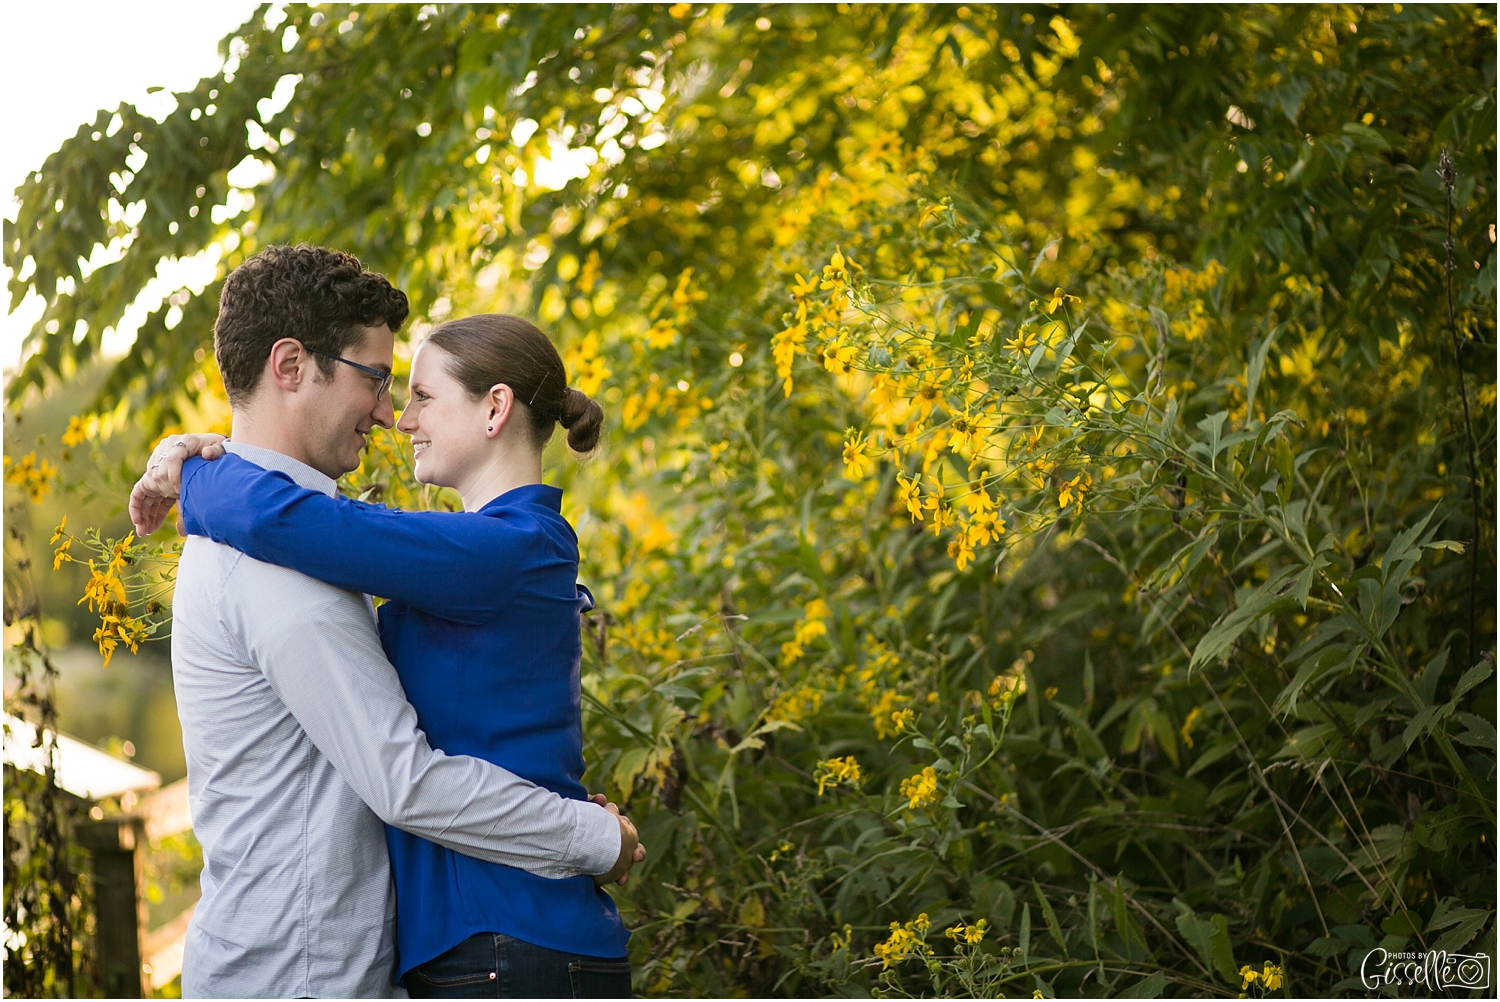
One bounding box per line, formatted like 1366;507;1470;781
2;1;261;379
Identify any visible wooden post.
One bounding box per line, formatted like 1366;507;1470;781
77;816;148;998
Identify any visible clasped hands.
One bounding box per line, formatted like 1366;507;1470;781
129;434;649;887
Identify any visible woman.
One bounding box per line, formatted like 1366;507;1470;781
153;315;634;998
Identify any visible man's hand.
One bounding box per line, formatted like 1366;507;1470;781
590;793;647;887
129;433;229;538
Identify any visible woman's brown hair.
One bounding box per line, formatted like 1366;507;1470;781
423;314;604;453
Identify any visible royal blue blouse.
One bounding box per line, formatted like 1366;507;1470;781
178;453;629;978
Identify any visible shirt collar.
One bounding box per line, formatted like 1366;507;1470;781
479;483;563;514
223;441;339;498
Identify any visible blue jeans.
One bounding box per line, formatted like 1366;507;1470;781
402;932;632;999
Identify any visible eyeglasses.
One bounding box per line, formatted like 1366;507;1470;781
305;346;394;400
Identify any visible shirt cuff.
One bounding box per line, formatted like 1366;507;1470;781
565;799;622;876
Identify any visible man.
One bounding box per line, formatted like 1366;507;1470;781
130;245;642;998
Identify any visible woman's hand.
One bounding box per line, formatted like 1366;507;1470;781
590;793;647;887
129;433;228;537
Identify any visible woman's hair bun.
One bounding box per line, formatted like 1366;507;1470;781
559;386;604;453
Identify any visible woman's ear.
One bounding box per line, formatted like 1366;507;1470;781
486;383;515;437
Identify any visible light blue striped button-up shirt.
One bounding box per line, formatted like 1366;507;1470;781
172;442;620;998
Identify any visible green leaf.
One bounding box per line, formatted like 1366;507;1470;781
1186;738;1240;777
1116;971;1166;998
1244;324;1285;423
1274;436;1295;506
1052;700;1107;761
1451;659;1495;704
1196;410;1228;469
1033;879;1069;957
1293;552;1329;609
1172;902;1237;983
1190;565;1298;670
1431;908;1492;954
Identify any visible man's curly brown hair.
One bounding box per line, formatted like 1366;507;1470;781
214;245;409;404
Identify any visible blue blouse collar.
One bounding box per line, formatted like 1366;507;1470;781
478;483;563;515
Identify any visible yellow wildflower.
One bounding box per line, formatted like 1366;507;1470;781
896;473;924;522
1044;287;1081;315
842;430;875;480
790;272;818;298
771;323;808;397
93;619;120;667
768;685;823;724
1180;705;1205;749
872;914;931;969
944;918;989;945
947;526;976;570
899;766;940;809
1004;327;1039;354
4;452;58;503
79;561;128;613
947;411;983;455
870;689;911;739
1242;962;1284;991
62;415;91;448
814;756;862;796
822;333;858;374
1261;963;1284;991
1058;472;1090;509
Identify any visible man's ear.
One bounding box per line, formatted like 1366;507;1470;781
486;383;516;438
267;339;310;392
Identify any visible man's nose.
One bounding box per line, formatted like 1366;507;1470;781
373;391;396;429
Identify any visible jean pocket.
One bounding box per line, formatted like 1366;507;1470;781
567;959;632;999
405;964;499;998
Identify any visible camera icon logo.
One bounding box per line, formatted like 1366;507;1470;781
1443;952;1493;991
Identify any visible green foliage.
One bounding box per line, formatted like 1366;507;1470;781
6;4;1495;997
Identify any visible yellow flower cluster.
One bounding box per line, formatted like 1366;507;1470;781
1162;260;1225;342
74;534;153;668
563;330;612;398
1058;472;1091;510
1240;962;1284;992
775;251;859;398
869;689;911;739
944;918;989;945
872;913;931;969
780;598;831;664
62;414;97;449
767;685;824;725
644;267;707;349
50;518;73;569
4;452;58;503
989;667;1027;710
813;755;861;796
1179;705;1205;749
899;765;941;809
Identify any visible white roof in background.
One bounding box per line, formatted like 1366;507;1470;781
3;714;161;800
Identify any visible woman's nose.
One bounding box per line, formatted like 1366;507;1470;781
396;405;416;432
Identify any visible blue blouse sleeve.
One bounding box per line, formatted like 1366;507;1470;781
179;454;558;625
